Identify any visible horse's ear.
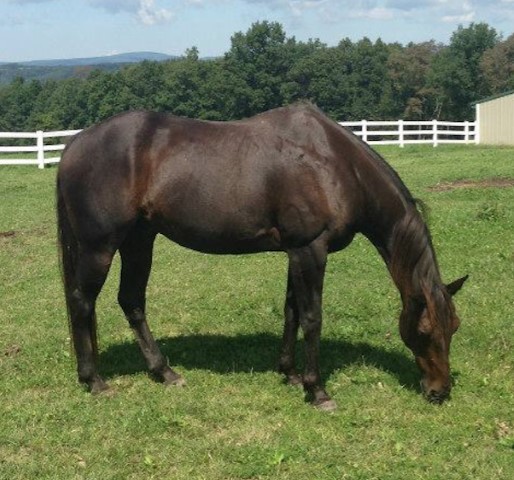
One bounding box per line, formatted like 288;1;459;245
445;275;469;296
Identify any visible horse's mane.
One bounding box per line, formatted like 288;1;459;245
363;142;419;209
389;209;440;292
344;132;443;299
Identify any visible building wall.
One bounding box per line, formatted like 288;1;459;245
478;93;514;145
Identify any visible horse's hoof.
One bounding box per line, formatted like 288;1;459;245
90;380;110;395
166;376;187;387
314;399;337;412
163;373;187;387
158;366;187;387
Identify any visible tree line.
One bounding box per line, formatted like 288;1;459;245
1;21;513;133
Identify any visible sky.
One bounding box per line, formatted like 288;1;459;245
1;0;514;63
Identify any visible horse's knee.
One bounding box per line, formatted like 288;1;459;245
300;313;321;336
70;289;94;320
118;295;145;327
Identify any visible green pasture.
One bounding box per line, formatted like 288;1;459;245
1;145;513;479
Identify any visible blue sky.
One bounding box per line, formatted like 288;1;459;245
2;0;514;62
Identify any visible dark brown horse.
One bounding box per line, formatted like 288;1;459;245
57;103;467;410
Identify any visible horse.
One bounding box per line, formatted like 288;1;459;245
56;102;467;410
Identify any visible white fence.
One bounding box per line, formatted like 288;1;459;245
0;129;80;168
1;120;477;168
339;119;477;146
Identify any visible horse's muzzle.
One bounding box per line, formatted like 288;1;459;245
421;380;451;404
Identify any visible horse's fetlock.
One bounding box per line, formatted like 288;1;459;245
302;373;320;388
78;365;95;385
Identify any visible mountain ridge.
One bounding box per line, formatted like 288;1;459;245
0;52;179;84
0;51;177;67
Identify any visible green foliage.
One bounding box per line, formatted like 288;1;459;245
1;145;513;479
387;41;441;119
224;21;293;115
1;21;514;131
429;23;499;119
480;33;514;94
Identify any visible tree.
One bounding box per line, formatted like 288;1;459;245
480;33;514;94
429;23;499;119
224;21;296;117
28;78;88;130
0;21;509;130
0;77;42;130
284;40;351;119
121;61;166;111
387;41;441;119
85;70;137;123
344;38;396;120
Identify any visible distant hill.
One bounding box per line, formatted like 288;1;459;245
14;51;176;67
0;52;178;84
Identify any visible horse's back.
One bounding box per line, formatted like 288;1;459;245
141;106;352;252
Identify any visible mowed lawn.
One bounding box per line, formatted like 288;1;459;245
1;145;513;479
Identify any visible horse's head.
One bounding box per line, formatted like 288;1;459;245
400;275;468;404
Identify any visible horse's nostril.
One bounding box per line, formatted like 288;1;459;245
425;388;450;404
428;392;444;404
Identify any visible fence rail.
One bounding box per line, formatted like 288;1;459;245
339;119;477;147
1;120;477;168
0;130;81;168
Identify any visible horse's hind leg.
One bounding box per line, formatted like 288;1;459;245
70;246;114;393
118;225;184;386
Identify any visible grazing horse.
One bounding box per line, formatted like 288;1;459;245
57;103;467;410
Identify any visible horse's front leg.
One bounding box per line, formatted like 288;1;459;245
287;240;336;411
278;266;302;386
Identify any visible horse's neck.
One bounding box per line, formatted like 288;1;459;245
386;209;442;301
350;148;443;300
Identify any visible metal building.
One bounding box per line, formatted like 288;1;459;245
475;90;514;145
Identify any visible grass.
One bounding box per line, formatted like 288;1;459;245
1;144;513;479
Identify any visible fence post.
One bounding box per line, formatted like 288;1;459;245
398;119;404;148
432;120;438;147
36;130;45;169
361;120;368;143
464;121;470;144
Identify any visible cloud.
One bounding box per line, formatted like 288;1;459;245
238;0;505;28
441;11;475;23
7;0;514;29
86;0;139;14
86;0;173;25
137;0;174;25
7;0;51;3
437;0;476;24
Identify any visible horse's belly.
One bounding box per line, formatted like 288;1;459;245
157;220;283;254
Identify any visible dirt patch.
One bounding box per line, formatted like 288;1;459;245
0;230;16;238
3;344;21;358
429;177;514;192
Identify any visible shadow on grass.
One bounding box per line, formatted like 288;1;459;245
99;333;420;393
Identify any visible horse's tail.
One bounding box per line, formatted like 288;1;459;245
56;177;98;359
